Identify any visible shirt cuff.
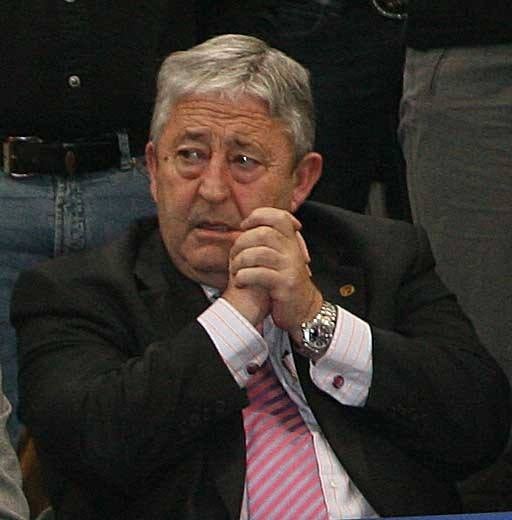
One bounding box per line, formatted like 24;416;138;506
197;298;268;388
310;305;372;407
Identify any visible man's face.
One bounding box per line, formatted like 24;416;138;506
146;94;319;289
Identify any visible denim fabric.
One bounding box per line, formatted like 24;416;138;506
0;137;155;445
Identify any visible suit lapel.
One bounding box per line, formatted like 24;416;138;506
295;354;376;506
303;261;373;490
133;228;210;340
303;212;367;320
133;226;245;517
207;415;247;518
312;261;367;319
132;215;373;517
299;216;375;503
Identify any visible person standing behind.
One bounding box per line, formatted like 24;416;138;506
0;365;29;520
0;1;204;445
207;0;410;219
399;0;512;512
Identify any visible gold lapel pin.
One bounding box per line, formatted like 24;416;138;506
339;284;356;298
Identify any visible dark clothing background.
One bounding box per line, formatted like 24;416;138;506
0;1;199;151
208;0;410;219
401;0;512;513
0;0;206;445
406;0;512;49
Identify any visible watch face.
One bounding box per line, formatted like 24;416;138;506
317;323;332;348
304;322;330;350
301;301;337;356
315;324;333;349
304;327;317;342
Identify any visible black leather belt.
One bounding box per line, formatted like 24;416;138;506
2;135;123;177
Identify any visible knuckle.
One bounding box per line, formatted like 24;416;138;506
282;272;296;292
276;211;290;227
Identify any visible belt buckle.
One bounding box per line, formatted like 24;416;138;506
3;136;43;178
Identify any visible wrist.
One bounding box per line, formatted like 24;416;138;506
289;290;323;343
293;300;338;362
221;286;269;326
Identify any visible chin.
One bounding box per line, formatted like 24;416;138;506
187;249;229;275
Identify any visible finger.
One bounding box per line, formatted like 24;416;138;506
233;266;279;291
240;207;301;235
230;225;285;260
295;231;311;264
234;267;310;304
230;245;282;275
295;231;312;277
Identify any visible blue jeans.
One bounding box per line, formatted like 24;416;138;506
0;137;155;445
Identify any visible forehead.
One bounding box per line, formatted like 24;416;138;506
164;94;289;144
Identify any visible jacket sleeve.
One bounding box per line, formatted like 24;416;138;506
366;226;511;480
11;266;247;493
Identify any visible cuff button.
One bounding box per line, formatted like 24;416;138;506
332;375;345;389
247;363;261;375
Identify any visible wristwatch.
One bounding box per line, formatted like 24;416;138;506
298;300;337;361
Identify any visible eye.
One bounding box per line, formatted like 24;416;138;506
230;153;264;183
232;154;261;169
177;149;206;163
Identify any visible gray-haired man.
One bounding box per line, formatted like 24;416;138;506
11;35;510;519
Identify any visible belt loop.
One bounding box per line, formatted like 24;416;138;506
117;130;132;171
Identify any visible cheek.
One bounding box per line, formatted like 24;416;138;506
155;172;195;211
254;174;295;208
233;186;268;216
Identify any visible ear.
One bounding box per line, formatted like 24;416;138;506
290;152;323;213
145;142;158;204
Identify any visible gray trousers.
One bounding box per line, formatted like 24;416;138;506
399;43;512;512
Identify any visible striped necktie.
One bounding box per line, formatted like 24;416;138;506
242;359;329;519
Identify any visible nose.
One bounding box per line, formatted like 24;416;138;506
197;156;231;203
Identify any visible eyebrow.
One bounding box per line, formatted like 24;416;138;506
225;136;262;153
171;129;263;155
175;128;212;144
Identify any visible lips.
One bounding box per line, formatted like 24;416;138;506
194;219;240;235
198;222;231;232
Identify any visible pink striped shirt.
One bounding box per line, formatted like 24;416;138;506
198;295;378;519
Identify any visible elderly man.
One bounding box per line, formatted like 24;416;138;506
11;35;510;519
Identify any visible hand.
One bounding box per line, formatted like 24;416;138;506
228;207;323;334
222;275;270;328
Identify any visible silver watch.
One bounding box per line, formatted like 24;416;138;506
298;301;337;361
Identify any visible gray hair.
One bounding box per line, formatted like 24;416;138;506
149;34;315;161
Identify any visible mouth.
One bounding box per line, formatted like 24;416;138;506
194;220;240;235
198;223;232;232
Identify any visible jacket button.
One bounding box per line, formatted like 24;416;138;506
339;284;356;297
68;75;81;88
332;375;345;389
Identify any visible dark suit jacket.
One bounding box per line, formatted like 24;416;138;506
11;202;510;519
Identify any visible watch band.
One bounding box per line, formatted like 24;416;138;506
297;300;337;361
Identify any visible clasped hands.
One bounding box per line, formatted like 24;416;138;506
222;207;323;342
